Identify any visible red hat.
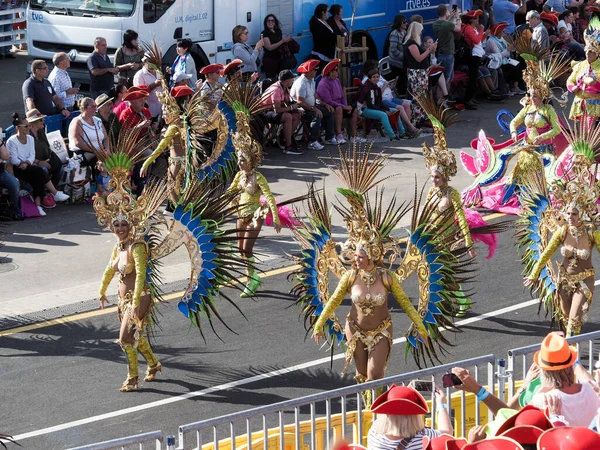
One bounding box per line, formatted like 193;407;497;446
221;59;243;77
533;332;577;371
199;63;224;75
297;59;320;73
490;22;509;36
549;11;560;18
322;59;340;76
370;385;429;415
463;9;483;18
495;405;553;444
423;434;468;450
123;90;149;101
590;5;600;13
536;427;600;450
540;12;558;27
128;85;148;93
170;85;195;98
463;437;524;450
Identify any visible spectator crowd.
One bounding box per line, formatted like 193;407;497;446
2;0;598;220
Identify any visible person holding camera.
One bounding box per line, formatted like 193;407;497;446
367;385;453;449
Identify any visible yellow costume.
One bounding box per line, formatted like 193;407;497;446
426;186;473;248
228;171;280;227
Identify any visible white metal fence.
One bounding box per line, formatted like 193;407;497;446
67;331;600;450
0;8;26;49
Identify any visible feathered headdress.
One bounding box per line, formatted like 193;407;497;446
221;81;270;168
552;120;600;223
584;17;600;55
413;94;458;180
512;31;570;105
92;127;167;241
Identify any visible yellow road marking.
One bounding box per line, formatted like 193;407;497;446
2;211;509;336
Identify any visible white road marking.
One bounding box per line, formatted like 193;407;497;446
10;288;583;442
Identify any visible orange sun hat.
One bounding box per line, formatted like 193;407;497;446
533;332;577;371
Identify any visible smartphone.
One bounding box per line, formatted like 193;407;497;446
452;4;458;11
442;373;463;388
74;82;81;89
409;380;434;393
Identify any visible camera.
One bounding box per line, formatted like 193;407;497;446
442;373;463;388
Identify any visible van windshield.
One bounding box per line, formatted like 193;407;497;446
30;0;135;17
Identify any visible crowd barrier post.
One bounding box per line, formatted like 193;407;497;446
66;430;164;450
0;8;26;49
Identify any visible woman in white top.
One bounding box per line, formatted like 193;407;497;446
7;113;64;216
529;332;600;427
68;97;109;163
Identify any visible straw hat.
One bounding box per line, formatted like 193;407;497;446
95;93;112;109
370;385;429;415
533;332;577;371
25;108;47;123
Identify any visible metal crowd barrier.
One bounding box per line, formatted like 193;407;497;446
66;430;164;450
0;8;26;49
176;355;497;450
506;330;600;399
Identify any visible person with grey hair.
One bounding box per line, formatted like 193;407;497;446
22;59;70;117
87;37;120;98
48;52;79;110
527;10;550;47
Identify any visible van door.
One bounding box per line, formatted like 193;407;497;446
236;0;261;43
182;0;214;42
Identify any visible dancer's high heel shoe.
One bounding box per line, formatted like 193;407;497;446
119;376;139;392
144;362;163;382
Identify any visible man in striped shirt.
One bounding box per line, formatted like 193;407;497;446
48;52;79;110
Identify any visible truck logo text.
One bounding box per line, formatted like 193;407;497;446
31;11;44;23
405;0;430;10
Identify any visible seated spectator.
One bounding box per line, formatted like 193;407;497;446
0;141;22;220
367;385;452;448
558;9;585;60
232;25;264;79
167;39;197;89
291;59;335;150
528;11;550;48
112;84;129;117
68;97;109;164
95;93;121;144
316;59;360;144
261;69;303;155
133;56;163;118
113;29;144;87
528;332;600;427
95;161;111;195
542;12;560;46
172;71;193;87
22;60;70;118
48;52;79;111
7;113;65;217
357;69;402;140
221;59;259;86
27;109;64;191
486;22;525;96
198;63;224;109
118;88;151;132
261;14;294;79
361;59;420;138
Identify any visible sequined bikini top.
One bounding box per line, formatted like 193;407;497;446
112;248;134;275
351;292;386;316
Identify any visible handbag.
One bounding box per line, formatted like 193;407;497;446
20;194;41;218
288;38;300;54
47;130;69;163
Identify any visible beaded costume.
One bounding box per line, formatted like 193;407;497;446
94;123;251;392
518;120;600;336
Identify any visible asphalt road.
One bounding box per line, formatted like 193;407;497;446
4;226;600;449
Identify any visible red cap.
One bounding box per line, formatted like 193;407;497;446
221;59;243;77
170;85;195;98
297;59;320;73
541;12;558;27
322;59;340;76
370;385;429;415
123;90;149;101
199;63;224;75
490;22;509;36
423;434;468;450
463;9;483;18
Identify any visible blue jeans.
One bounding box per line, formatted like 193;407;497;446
382;98;407;134
361;108;396;138
0;169;21;215
437;53;454;84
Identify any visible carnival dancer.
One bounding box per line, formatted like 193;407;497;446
568;17;600;130
460;33;570;212
521;121;600;337
223;82;302;297
95;126;250;392
415;94;511;317
290;144;478;406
